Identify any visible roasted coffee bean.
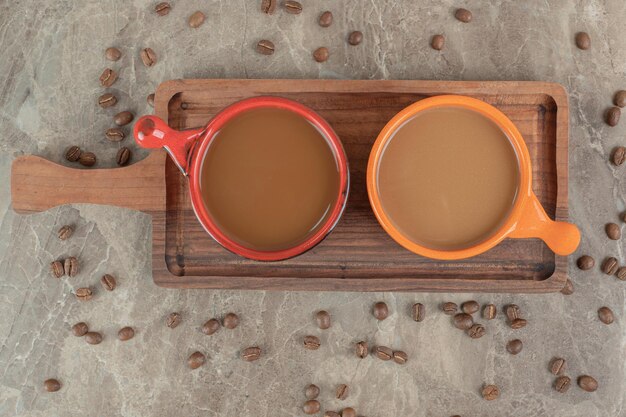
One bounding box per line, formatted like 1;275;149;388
554;376;571;393
373;301;389;320
166;312;181;328
50;260;65;278
611;146;626;166
303;400;321;415
615;90;626;108
202;318;220;335
44;378;61;392
577;255;595;270
65;146;82;162
355;341;368;358
461;300;479;314
79;152;96;167
601;257;619;275
313;47;329;63
442;302;457;315
550;357;566;375
606;223;621;240
504;304;521;321
455;8;472;23
242;346;262;361
223;312;239;329
100;274;116;291
510;318;527;329
336;384;349;400
99;68;118;87
72;322;89;337
58;225;73;240
578;375;598;392
114;111;134;126
116;147;131;166
105;47;121;61
324;412;340;417
98;93;117;108
575;32;591;50
616;267;626;281
341;408;356;417
147;93;155;107
467;323;486;339
598;306;614;324
453;313;473;330
481;384;499;401
85;331;102;345
319;11;333;27
105;128;125;142
118;326;135;341
316;310;331;329
348;31;363;46
75;287;93;301
561;278;574;295
140;48;157;67
283;0;302;14
411;303;425;322
393;350;408;364
64;257;78;277
261;0;277;14
506;339;523;355
188;351;205;369
431;34;445;50
606;107;621;126
305;384;320;400
303;335;321;350
188;11;205;28
482;304;497;319
155;2;171;16
374;345;393;361
256;40;275;55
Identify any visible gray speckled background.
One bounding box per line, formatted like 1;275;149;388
1;1;625;416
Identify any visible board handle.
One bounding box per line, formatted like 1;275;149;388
11;152;166;214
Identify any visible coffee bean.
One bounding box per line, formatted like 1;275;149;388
578;375;598;392
72;322;89;337
105;128;125;142
481;384;499;401
616;267;626;281
373;301;388;320
554;376;571;393
319;11;333;27
510;318;527;329
99;68;118;87
504;304;521;321
575;32;591;50
166;312;181;328
85;331;102;345
442;302;457;315
467;323;486;339
283;0;302;14
100;274;116;291
482;304;497;319
313;47;329;63
598;306;614;324
79;152;96;167
355;341;368;358
561;278;574;295
75;287;93;301
256;40;275;55
455;8;472;23
140;48;157;67
316;310;331;329
261;0;277;14
550;357;566;375
65;146;82;162
114;111;134;126
303;400;320;415
44;378;61;392
64;257;78;277
155;2;171;16
601;257;619;275
303;335;321;350
324;412;340;417
506;339;523;355
50;260;65;278
374;345;392;361
341;408;356;417
188;351;205;369
336;384;349;400
611;146;626;166
242;346;262;361
453;313;473;330
58;225;73;240
615;90;626;108
348;31;363;46
105;47;121;61
577;255;595;270
116;147;131;166
411;303;425;322
188;11;205;28
202;318;220;335
223;312;239;329
461;300;479;314
147;93;155;107
606;223;621;240
431;34;445;50
118;326;134;341
98;93;117;108
305;384;320;400
393;350;408;364
606;107;621;126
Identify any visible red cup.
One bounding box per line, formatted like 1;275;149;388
133;96;349;261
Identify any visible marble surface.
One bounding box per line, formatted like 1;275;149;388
1;1;625;416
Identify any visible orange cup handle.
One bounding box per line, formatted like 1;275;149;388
509;193;580;256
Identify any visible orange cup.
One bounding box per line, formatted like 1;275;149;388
367;95;580;260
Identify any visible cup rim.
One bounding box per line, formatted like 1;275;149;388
188;96;350;261
366;95;532;260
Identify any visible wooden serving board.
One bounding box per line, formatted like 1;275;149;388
11;79;571;292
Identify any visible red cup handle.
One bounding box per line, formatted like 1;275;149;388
133;115;204;176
